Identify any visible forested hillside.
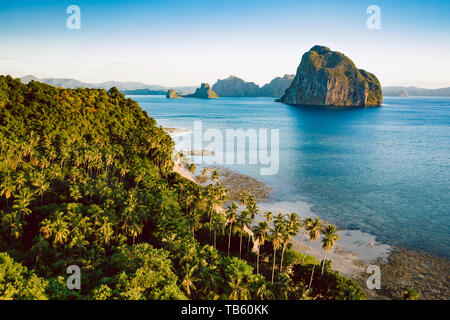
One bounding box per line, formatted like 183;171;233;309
0;75;364;300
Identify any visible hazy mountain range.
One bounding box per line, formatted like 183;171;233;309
382;86;450;97
19;75;197;95
18;74;450;98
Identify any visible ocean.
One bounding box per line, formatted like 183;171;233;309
131;95;450;258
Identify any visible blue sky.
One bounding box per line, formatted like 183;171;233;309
0;0;449;87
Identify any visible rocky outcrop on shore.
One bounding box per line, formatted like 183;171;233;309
279;45;382;107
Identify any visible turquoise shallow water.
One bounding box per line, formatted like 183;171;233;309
132;95;450;258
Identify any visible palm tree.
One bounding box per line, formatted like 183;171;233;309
279;222;290;272
188;209;202;238
187;163;196;174
198;265;221;299
245;197;258;256
98;217;114;246
271;221;283;283
121;189;138;235
211;170;219;183
228;275;251;300
181;263;199;299
1;211;23;241
0;174;15;207
299;217;312;251
52;211;70;248
200;168;208;181
237;210;250;259
211;211;225;249
280;212;301;271
306;217;322;288
226;202;239;257
183;190;196;216
254;279;275;300
321;224;339;276
239;191;249;206
15;172;27;189
128;220;143;245
302;216;320;264
253;221;269;275
205;183;228;241
12;188;34;217
40;217;53;240
264;211;273;224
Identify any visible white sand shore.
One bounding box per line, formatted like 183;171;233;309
258;201;392;279
173;163;196;183
163;127;192;135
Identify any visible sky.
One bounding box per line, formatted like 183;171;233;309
0;0;449;88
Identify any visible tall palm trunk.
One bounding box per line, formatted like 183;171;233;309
209;209;212;242
239;230;243;259
321;251;327;276
271;247;277;283
301;238;313;264
214;230;217;248
300;230;306;247
280;241;287;271
308;246;319;288
228;223;233;257
256;247;260;275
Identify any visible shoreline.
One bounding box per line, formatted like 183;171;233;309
167;125;449;299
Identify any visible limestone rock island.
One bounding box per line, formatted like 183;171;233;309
279;45;382;107
212;76;260;97
184;83;218;99
166;89;182;98
167;83;218;99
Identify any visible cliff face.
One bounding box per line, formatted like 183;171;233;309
166;89;181;98
184;83;218;99
212;76;260;97
279;46;382;107
260;74;295;97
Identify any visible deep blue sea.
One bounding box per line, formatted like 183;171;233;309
131;95;450;258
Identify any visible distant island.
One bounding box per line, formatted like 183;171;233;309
121;89;167;95
279;45;382;107
383;86;450;97
212;74;295;97
166;83;218;99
